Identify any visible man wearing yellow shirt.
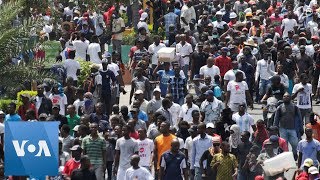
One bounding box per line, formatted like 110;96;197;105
211;141;238;180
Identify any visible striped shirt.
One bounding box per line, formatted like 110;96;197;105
82;135;106;165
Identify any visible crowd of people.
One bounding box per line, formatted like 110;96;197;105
6;0;320;179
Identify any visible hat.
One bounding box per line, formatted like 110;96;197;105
140;12;148;21
242;27;248;32
265;38;273;44
221;47;229;52
206;122;215;129
104;52;112;58
309;166;319;174
39;113;48;119
0;111;4;115
269;135;279;142
153;88;161;93
73;125;80;132
256;10;263;15
20;94;30;99
252;16;260;22
130;108;139;112
70;145;82;151
134;90;144;95
216;11;224;16
304;158;314;167
90;64;100;70
246;12;253;17
244;38;257;47
312;36;319;40
52;105;60;109
204;90;214;95
74;9;80;15
193;74;201;81
212;136;220;143
229;12;237;19
264;140;273;145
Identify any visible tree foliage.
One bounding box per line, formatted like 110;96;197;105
0;0;56;98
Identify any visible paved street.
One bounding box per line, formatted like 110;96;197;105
118;85;320;179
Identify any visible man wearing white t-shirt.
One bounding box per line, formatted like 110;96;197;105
199;57;220;84
87;35;102;64
71;33;89;61
63;50;81;85
281;12;298;38
226;71;253;112
124;154;153;180
137;128;154;171
179;94;200;123
224;61;246;90
292;73;313;124
112;10;125;55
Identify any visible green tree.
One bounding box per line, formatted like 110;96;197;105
0;0;56;98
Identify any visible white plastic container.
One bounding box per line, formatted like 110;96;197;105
158;47;176;62
262;152;297;176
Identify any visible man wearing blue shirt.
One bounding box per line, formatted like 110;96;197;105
5;102;21;122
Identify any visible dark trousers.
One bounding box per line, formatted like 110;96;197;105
102;92;111;115
106;161;113;180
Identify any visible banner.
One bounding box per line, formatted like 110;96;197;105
5;121;59;177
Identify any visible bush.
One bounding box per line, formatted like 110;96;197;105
0;99;17;112
78;61;93;87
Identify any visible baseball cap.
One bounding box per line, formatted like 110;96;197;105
104;52;112;58
52;105;60;109
269;135;279;142
70;145;82;151
216;11;224;16
308;166;319;174
134;90;144;95
73;125;80;132
221;47;229;52
206;122;215;129
153;88;161;93
229;12;237;19
212;136;220;144
193;74;201;81
39;113;48;119
204;90;214;96
140;12;148;21
304;158;314;168
0;111;4;115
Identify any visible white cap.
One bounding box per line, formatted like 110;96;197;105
134;90;144;95
229;12;237;19
73;125;80;132
216;11;224;16
140;12;148;21
206;123;215;129
153;88;161;93
0;111;4;115
309;166;319;174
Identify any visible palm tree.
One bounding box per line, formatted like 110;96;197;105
0;0;56;98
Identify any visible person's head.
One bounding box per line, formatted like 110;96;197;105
308;166;319;178
206;123;216;135
66;105;76;115
7;102;16;115
171;138;180;153
138;128;147;139
204;90;214;101
160;122;170;134
70;145;82;160
207;57;214;67
270;75;281;86
231;61;239;70
303;158;314;172
153;35;160;46
134;90;144;101
268;126;279;136
238;103;246;113
204;76;212;85
112;104;120;114
241;131;251;142
80;115;90;126
306;127;313;139
300;45;306;55
51;105;60;115
153;88;161;99
130;108;139;119
192;110;200;121
235;71;244;82
122;124;131;137
162;98;171;109
37;84;45;96
197;123;207;135
185;94;193;104
156;115;166;127
300;73;308;85
95;102;104;114
130;154;140;168
283;92;291;104
220;141;230;153
135;67;143;77
276;64;283;74
25;109;36;120
173;64;181;76
163;62;170;70
60;124;70;137
89;123;98;136
78;124;88;137
120;106;129;116
80;155;91;169
264;141;274;154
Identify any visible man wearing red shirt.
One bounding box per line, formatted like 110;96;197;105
214;47;232;81
63;145;82;177
103;4;115;26
269;8;283;36
262;126;289;151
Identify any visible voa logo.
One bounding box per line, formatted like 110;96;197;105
12;140;51;157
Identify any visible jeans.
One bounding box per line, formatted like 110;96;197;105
194;167;203;180
92;164;104;180
300;108;311;124
279;128;298;157
112;39;122;55
183;65;189;80
259;79;270;96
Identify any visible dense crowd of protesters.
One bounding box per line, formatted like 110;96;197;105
5;0;320;179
